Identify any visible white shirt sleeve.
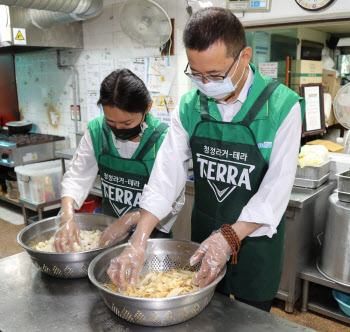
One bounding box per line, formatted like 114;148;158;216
238;102;302;238
61;130;99;209
140;105;192;223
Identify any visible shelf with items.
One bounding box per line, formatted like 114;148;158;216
300;263;350;325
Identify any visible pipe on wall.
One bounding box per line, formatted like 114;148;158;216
0;0;103;29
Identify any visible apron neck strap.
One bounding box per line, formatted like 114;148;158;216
135;122;168;161
199;92;211;121
101;118;111;154
241;80;280;127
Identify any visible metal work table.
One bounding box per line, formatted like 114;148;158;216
275;181;337;313
19;197;61;226
0;253;314;332
300;263;350;325
289;182;336;208
55;148;76;174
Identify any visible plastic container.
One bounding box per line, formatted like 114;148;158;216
332;290;350;317
76;195;101;213
93;207;103;214
15;160;67;204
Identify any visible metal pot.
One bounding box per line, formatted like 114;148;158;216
6;121;32;134
318;193;350;286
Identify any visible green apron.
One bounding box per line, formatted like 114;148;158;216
98;119;170;238
190;81;286;301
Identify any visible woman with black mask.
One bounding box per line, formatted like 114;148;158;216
54;69;183;253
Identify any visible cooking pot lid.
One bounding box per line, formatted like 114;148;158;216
6;121;32;126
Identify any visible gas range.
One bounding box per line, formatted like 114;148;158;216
0;130;69;167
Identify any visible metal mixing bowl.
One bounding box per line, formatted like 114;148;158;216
88;239;226;327
17;213;129;278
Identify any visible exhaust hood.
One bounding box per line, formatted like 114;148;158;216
0;5;84;53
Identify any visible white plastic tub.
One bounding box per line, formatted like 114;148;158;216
15;160;66;204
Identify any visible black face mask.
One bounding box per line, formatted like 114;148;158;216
108;114;145;140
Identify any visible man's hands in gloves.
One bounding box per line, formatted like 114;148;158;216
99;211;141;247
190;232;232;289
107;228;148;291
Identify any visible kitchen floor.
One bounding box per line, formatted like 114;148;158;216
0;202;349;332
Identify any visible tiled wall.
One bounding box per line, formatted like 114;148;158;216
15;0;193;148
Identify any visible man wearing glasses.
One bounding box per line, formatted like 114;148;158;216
108;7;305;312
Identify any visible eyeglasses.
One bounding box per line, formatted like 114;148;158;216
184;45;246;83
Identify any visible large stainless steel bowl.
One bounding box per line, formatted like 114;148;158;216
17;213;129;278
88;239;226;327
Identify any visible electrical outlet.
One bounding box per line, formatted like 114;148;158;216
71;105;81;121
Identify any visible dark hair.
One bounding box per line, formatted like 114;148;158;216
97;69;151;113
183;7;246;58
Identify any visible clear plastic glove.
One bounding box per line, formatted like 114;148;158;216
54;202;82;253
107;229;148;292
99;211;140;247
190;232;232;289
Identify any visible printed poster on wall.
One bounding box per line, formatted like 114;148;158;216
148;57;170;93
87;92;102;122
85;60;100;91
259;62;278;79
304;86;322;132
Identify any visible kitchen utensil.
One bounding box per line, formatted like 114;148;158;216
317;193;350;287
6;121;32;134
295;160;331;181
335;189;350;203
17;213;129;278
88;239;227;327
337;170;350;193
294;173;330;189
332;290;350;317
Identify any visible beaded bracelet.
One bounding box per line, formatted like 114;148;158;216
220;224;241;264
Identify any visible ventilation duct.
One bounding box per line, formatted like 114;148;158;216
0;0;103;29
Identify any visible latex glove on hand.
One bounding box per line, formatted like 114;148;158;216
99;211;140;247
107;228;148;292
54;204;82;253
190;232;232;289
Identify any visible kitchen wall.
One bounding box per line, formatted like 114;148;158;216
15;0;192;148
14;0;350;148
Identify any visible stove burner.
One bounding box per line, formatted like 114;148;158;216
0;130;64;147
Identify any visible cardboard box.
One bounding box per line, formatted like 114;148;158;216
292;60;323;85
322;70;342;126
326;107;339;126
306;139;343;153
322;69;342;100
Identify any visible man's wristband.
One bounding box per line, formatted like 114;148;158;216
220;224;241;264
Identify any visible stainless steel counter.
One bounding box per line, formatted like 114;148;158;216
0;253;314;332
55;148;76;160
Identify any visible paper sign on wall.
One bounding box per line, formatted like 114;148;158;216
13;28;26;45
87;92;102;122
259;62;278;78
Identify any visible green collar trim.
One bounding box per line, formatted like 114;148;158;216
194;63;270;123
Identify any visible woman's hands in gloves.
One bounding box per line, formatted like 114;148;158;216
99;211;141;247
190;232;232;289
54;197;82;253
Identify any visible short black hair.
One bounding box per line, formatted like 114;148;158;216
97;69;151;113
183;7;246;58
